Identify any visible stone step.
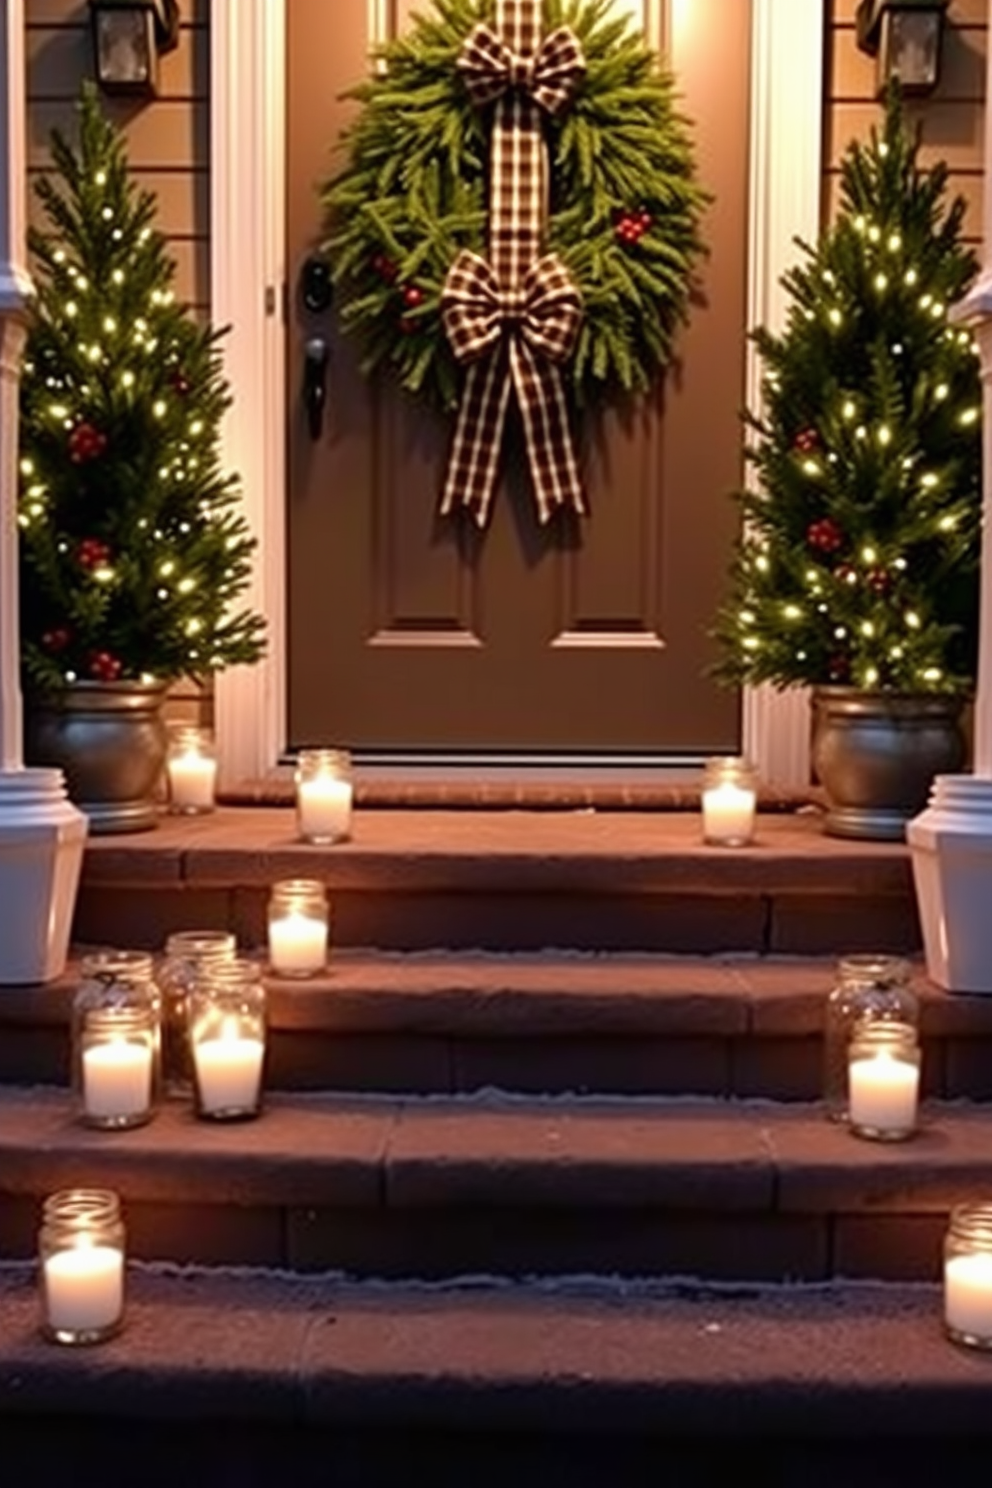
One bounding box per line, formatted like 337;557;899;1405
73;807;920;956
2;1088;990;1283
3;952;990;1100
0;1268;987;1484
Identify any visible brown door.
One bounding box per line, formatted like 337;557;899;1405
286;0;749;755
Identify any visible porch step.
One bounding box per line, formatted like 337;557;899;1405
0;1267;986;1484
72;807;920;956
1;1087;988;1284
4;951;992;1101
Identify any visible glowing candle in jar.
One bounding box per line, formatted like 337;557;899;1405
295;748;353;843
945;1205;992;1349
701;758;757;846
167;728;217;813
193;1017;265;1116
268;879;329;977
847;1025;920;1140
39;1190;126;1345
82;1039;153;1124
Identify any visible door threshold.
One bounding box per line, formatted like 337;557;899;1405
279;751;713;786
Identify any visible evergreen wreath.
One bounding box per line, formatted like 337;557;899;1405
320;0;708;412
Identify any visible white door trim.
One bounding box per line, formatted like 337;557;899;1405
210;0;824;786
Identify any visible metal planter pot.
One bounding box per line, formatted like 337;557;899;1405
25;680;169;835
811;686;967;841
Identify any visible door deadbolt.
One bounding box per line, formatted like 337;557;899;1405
301;255;333;314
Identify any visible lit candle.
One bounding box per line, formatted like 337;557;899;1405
702;781;757;845
82;1040;153;1124
848;1046;920;1138
946;1252;992;1345
268;910;328;976
193;1020;265;1116
167;742;217;813
43;1243;124;1337
297;775;352;842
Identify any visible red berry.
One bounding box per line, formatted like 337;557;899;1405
379;256;398;284
402;285;424;308
794;428;819;454
639;211;652;231
807;517;844;554
398;317;417;335
828;654;851;684
867;567;892;595
42;627;70;652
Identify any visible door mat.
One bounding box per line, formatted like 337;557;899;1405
220;778;824;813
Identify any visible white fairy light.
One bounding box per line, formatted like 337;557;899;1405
921;473;939;489
742;637;760;650
877;426;891;446
906;611;921;629
783;604;802;620
935;384;949;401
103;317;117;334
159;560;176;577
864;666;879;686
960;408;979;426
53;250;65;264
861;621;875;637
50;404;67;420
842;401;856;420
20;459;34;475
939;515;957;530
855;426;867;440
922;667;942;682
178;578;195;594
802;460;820;476
905;269;918;286
65;302;78;318
887;234;901;252
190;421;204;435
874;273;888;291
95;170;107;186
920;294;933;310
894;557;907;570
157;588;169;600
892;343;903;356
185;619;202;636
834;626;847;639
868;225;881;243
829;307;842;326
121;371;135;389
153;400;167;418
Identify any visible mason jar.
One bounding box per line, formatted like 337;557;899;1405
188;957;266;1121
945;1203;992;1350
39;1188;126;1345
165;725;218;814
158;929;237;1094
823;954;916;1122
701;756;758;846
267;878;330;977
847;1020;920;1142
294;748;353;844
73;950;159;1129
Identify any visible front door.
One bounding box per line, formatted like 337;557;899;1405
286;0;750;756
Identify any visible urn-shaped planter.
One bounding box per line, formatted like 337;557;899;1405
811;687;967;841
0;768;88;984
24;679;169;835
907;774;992;994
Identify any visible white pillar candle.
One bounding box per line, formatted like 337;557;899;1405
297;775;352;841
82;1040;153;1122
167;749;217;811
848;1047;919;1136
194;1031;264;1115
946;1252;992;1343
702;781;756;845
44;1244;124;1334
269;911;328;975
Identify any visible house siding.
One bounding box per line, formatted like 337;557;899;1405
826;0;987;242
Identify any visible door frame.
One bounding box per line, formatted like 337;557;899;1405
210;0;825;787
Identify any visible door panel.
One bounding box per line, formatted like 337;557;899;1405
286;0;748;753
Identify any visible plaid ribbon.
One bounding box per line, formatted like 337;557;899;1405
441;250;584;525
441;0;586;526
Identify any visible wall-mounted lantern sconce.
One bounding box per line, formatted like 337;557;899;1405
855;0;949;97
89;0;181;98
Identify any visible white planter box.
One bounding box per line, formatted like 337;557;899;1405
907;774;992;994
0;768;87;985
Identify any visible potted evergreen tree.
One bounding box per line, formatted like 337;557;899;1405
713;90;981;840
19;86;265;833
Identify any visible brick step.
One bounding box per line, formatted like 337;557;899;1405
73;807;920;956
2;1088;990;1283
5;952;992;1100
0;1268;988;1483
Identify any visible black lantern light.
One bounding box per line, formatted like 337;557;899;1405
855;0;949;96
89;0;181;98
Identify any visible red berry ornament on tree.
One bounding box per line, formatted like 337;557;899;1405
77;538;111;571
806;517;844;554
87;650;122;682
867;567;892;595
169;368;191;397
68;421;108;464
42;626;71;652
827;652;851;684
402;285;424;309
793;428;819;454
372;253;398;284
398;317;417;336
614;208;650;248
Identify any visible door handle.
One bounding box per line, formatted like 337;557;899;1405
304;336;329;441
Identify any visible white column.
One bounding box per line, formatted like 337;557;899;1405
0;0;32;770
741;0;825;787
211;0;287;787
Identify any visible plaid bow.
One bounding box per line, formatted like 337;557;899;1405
457;21;587;117
441;0;587;525
441;249;585;526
